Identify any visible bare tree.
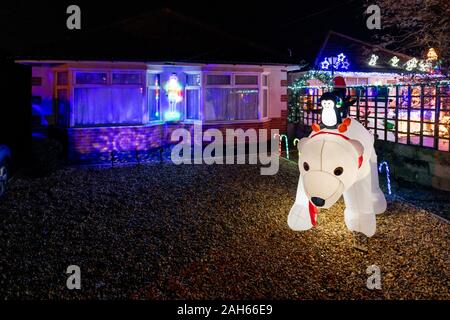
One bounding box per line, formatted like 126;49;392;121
368;0;449;71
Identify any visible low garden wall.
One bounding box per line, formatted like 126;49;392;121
375;140;450;191
66;111;288;164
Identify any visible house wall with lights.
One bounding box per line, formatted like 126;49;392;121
19;60;292;163
288;32;441;88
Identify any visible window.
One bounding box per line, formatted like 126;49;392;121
204;73;259;121
186;73;201;120
235;75;258;85
186;74;201;86
57;89;69;126
112;72;142;85
357;78;369;85
262;75;268;87
73;71;144;126
206;74;231;85
186;90;200;120
147;73;161;121
261;74;269;118
75;72;107;85
74;87;144;126
205;88;259;121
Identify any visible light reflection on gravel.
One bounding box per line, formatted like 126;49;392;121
0;161;448;299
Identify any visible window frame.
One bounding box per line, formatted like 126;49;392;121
203;71;263;123
54;68;71;127
185;72;202;121
147;72;162;123
261;73;269;119
70;69;147;127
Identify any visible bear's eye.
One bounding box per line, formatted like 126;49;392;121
303;162;310;171
334;167;344;176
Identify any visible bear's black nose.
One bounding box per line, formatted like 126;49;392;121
311;197;325;207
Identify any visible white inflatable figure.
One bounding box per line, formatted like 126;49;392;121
288;119;387;237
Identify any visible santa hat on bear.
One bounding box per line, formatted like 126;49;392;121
333;76;346;88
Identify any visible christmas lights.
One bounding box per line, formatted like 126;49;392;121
378;161;392;195
427;48;438;61
321;60;330;70
280;134;289;159
405;58;418;71
320;53;350;71
288;120;387;237
164;73;183;121
390;56;400;67
273;133;281;156
293;138;301;156
368;54;379;66
337;53;346;62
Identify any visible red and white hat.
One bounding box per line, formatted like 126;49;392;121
333;76;346;88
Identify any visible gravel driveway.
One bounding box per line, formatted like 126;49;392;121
0;160;449;299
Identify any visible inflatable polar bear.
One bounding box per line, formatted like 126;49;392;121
288;119;387;237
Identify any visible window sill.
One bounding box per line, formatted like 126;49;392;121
69;121;164;129
68;119;271;129
202;118;270;125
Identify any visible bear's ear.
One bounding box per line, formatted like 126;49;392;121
297;137;310;153
348;139;364;156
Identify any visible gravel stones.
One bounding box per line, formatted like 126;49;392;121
0;161;448;299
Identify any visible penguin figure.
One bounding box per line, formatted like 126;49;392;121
332;76;356;119
319;92;342;129
312;91;351;133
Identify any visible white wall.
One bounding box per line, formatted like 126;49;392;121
266;66;287;118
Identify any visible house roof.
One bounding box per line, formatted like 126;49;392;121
313;31;417;73
15;8;296;67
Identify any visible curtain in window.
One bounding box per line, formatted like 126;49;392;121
186;89;200;120
74;87;143;126
234;89;258;120
148;89;160;121
205;88;258;121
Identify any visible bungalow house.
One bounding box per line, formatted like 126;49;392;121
17;9;296;163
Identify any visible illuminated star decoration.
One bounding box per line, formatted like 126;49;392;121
340;60;350;70
368;54;379;66
337;53;346;62
321;60;330;69
390;56;400;67
405;58;418;71
320;53;350;70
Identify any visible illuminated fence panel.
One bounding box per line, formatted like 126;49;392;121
291;83;450;152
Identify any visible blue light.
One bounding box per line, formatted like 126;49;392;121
320;53;350;71
378;161;392;195
164;111;181;121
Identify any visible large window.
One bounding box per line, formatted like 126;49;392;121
262;74;269;118
204;73;259;121
73;71;144;126
186;73;201;120
147;73;161;121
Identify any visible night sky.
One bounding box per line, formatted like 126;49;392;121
1;0;370;63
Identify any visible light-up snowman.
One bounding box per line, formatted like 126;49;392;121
164;73;183;121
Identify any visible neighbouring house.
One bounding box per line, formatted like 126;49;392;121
16;9;296;164
288;31;450;190
288;31;436;86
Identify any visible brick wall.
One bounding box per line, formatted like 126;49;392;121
66;114;288;164
375;140;450;191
